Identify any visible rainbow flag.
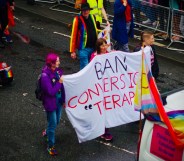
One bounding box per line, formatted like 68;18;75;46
134;53;184;148
5;69;13;78
134;53;158;114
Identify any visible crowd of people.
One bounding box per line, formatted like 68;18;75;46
41;0;161;156
68;0;159;155
132;0;184;40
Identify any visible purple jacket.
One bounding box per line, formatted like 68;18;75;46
41;66;65;112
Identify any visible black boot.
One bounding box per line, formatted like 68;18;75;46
0;40;5;48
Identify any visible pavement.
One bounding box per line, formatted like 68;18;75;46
14;0;184;65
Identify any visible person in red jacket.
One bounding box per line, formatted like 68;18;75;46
0;0;13;48
3;0;15;43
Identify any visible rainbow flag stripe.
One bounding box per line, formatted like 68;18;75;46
5;70;13;78
70;14;97;53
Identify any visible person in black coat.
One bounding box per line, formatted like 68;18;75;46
0;0;13;48
133;30;159;79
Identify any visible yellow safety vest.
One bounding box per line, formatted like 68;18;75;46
87;0;103;23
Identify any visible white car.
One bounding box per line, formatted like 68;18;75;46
138;88;184;161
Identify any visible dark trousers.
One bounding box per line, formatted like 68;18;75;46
0;6;8;41
158;0;169;31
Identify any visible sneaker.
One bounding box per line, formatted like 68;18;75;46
0;41;5;48
100;133;113;141
5;35;13;43
152;21;157;27
142;19;152;25
47;146;58;156
42;129;48;142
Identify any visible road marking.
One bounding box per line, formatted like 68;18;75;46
53;31;71;38
95;140;136;155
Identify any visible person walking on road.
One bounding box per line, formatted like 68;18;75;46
87;0;110;29
41;53;65;156
112;0;134;52
90;37;109;61
70;2;98;70
90;38;113;141
0;0;14;48
3;0;15;43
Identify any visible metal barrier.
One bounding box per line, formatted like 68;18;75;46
45;0;184;52
133;1;170;34
105;0;184;51
57;0;75;5
104;0;171;40
167;9;184;51
35;0;56;4
49;0;79;15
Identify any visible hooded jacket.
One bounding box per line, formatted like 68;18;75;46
40;66;65;112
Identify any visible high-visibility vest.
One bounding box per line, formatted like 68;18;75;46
87;0;103;23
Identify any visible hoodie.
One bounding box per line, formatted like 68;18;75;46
40;66;65;112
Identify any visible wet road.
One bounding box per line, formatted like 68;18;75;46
0;9;184;161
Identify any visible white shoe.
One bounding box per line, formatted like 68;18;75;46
152;21;157;26
142;19;151;24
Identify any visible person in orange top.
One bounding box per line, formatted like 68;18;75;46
90;38;113;141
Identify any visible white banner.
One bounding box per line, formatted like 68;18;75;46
63;47;151;143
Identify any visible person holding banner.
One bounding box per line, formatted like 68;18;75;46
70;2;98;70
133;30;159;79
41;53;65;156
112;0;134;52
90;37;113;141
90;37;108;61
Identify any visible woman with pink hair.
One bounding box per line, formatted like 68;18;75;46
41;53;65;156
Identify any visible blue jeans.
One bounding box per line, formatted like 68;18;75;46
46;104;62;147
78;48;94;70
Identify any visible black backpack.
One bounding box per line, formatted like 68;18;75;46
35;73;47;101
